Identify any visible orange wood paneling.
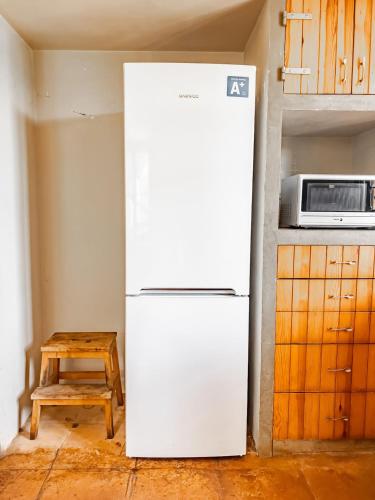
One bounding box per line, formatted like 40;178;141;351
291;312;308;343
352;0;373;94
303;393;320;439
326;246;343;278
349;392;366;438
358;246;375;277
276;312;292;344
274;345;291;392
365;392;375;437
273;393;289;439
289;345;307;392
288;393;305;439
276;280;293;311
318;0;339;94
292;280;309;311
319;393;335;439
321;344;338;392
307;312;324;343
354;312;371;343
335;0;355;93
284;0;304;93
310;246;327;278
351;344;369;391
277;246;294;278
305;345;322;391
294;246;311;278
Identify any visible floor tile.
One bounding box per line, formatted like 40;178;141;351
136;457;219;470
52;423;135;470
39;469;130;500
13;419;71;450
0;420;71;470
41;400;125;426
300;454;375;500
215;451;260;470
130;469;221;499
0;449;57;471
0;469;48;499
218;466;314;500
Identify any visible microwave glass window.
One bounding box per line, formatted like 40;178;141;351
302;181;367;212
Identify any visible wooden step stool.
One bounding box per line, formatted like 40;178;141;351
30;332;124;440
31;384;113;439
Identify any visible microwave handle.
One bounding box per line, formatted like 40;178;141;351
370;182;375;211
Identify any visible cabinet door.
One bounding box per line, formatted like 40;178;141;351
335;0;355;93
352;0;374;94
301;0;321;93
284;0;304;94
318;0;339;93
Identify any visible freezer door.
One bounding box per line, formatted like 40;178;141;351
125;63;255;295
125;295;249;457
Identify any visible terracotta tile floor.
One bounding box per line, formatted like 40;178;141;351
1;401;375;499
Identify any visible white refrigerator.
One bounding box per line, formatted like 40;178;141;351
124;63;255;457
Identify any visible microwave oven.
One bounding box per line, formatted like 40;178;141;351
280;174;375;228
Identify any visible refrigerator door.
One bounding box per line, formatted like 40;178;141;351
125;295;249;457
125;63;255;296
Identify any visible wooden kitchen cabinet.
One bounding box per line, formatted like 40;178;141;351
283;0;375;94
273;391;375;439
274;245;375;441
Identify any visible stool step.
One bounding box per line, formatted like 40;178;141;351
31;384;112;400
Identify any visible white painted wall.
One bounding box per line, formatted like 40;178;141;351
353;128;375;172
0;16;40;451
281;136;355;178
282;130;375;179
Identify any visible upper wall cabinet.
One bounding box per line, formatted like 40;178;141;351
283;0;375;94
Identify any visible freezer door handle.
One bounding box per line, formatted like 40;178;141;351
137;288;238;296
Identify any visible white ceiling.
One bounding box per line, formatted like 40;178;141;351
0;0;264;51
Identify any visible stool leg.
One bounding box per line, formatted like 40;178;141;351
112;343;124;406
104;353;113;389
104;400;114;439
30;401;41;440
39;353;50;386
51;358;60;384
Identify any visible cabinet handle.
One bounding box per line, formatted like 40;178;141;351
358;57;366;83
328;294;354;300
329;327;353;332
326;416;349;422
327;367;352;373
340;57;348;83
330;260;357;265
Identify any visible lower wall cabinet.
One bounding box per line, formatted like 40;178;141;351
273;392;375;440
274;245;375;441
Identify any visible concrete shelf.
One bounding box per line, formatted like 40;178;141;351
277;228;375;246
283;94;375;113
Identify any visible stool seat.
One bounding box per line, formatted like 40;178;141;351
31;384;112;400
41;332;117;352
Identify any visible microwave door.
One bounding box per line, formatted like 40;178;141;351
303;181;367;213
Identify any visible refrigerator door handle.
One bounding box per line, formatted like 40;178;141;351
137;288;238;296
